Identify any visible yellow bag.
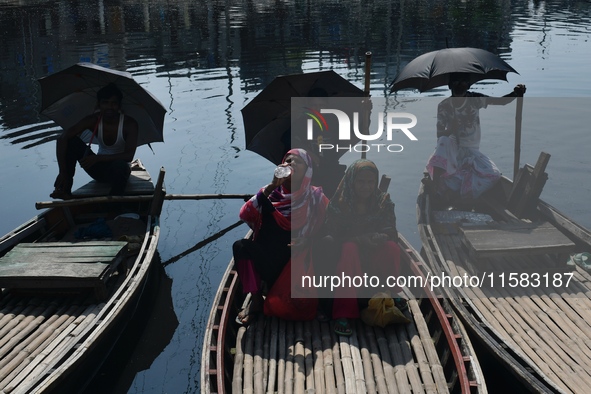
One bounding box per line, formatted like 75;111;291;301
361;292;411;327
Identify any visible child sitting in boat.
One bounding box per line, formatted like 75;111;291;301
424;73;526;202
317;159;404;336
233;148;328;325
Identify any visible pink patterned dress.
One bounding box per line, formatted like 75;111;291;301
426;92;501;200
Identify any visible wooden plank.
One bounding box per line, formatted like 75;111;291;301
0;242;126;290
460;222;575;259
72;168;155;197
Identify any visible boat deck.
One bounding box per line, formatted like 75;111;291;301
431;210;591;394
233;299;458;394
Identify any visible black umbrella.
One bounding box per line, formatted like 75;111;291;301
241;70;364;164
39;63;166;147
390;47;518;92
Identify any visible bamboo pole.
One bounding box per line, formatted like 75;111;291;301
294;321;306;393
233;327;247;394
355;320;377;394
262;316;272;394
266;317;279;394
254;317;266;394
285;321;295;394
244;322;256;394
278;319;287;394
374;326;399;394
329;322;346;394
303;321;316;392
311;319;326;394
364;326;389;394
35;193;253;209
347;322;367;394
320;321;337;394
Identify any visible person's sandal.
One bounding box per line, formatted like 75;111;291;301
334;318;352;336
394;297;408;312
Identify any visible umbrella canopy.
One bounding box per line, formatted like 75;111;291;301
39;63;166;147
390;47;518;92
241;70;364;164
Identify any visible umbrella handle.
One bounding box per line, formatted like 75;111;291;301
87;115;102;148
361;51;372;159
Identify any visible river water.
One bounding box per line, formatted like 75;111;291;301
1;0;590;392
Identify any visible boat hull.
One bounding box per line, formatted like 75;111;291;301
417;159;591;394
0;161;164;393
202;232;487;393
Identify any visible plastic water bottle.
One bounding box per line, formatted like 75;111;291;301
274;166;292;178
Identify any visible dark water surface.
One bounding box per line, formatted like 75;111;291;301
1;0;591;392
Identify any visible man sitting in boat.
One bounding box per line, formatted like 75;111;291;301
50;83;139;199
423;73;526;202
317;159;404;336
233;148;328;325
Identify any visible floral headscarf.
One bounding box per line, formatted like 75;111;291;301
326;159;396;239
240;148;328;238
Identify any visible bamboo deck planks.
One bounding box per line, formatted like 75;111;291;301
234;310;452;393
434;219;591;394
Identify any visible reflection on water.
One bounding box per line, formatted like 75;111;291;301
1;0;591;392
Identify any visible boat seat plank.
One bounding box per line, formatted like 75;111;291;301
72;173;154;198
0;242;127;300
460;221;575;260
70;161;154;198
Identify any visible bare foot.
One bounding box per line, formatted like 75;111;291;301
236;293;264;325
50;189;73;200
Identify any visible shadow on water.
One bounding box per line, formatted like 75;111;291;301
83;253;179;394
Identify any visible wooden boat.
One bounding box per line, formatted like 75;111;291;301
417;151;591;393
202;230;488;393
0;160;165;393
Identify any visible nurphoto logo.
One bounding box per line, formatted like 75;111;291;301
299;98;419;154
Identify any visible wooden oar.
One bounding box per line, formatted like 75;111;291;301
513;96;524;180
35;193;253;209
361;51;372;160
162;220;244;266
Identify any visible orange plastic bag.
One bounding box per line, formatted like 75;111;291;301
361;292;410;327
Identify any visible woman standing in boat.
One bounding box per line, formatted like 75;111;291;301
233;148;328;325
321;159;402;336
425;73;526;201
